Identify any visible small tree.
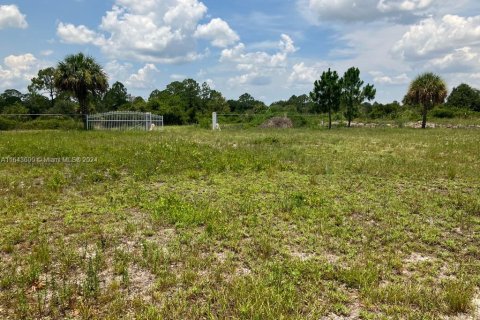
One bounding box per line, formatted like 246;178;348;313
28;67;57;109
54;53;108;129
103;81;129;111
310;68;342;129
405;73;448;129
340;67;376;127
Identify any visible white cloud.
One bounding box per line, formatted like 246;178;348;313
4;54;36;71
126;64;159;89
170;74;187;81
40;50;54;57
0;5;28;30
57;0;238;64
377;0;434;13
0;54;46;91
288;62;326;84
426;47;480;73
393;15;480;60
57;23;105;46
299;0;438;23
104;60;134;84
221;34;297;87
370;71;410;84
194;18;239;48
221;34;296;68
227;73;272;87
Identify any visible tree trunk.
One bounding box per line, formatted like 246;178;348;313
421;104;428;129
82;114;88;130
348;119;351;128
328;111;332;130
79;97;89;130
49;89;55;110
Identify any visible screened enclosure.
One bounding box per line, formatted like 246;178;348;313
86;111;164;131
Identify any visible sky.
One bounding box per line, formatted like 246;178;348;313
1;0;480;104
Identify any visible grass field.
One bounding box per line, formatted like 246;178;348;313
0;127;479;319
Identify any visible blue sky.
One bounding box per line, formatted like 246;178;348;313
1;0;480;104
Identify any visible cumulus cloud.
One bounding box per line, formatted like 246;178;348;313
426;47;480;73
57;0;239;63
299;0;438;23
104;60;134;84
57;23;105;46
221;34;296;68
288;62;326;84
194;18;239;47
0;53;45;91
370;71;410;84
221;34;297;87
126;64;159;89
392;15;480;59
377;0;434;13
0;5;28;30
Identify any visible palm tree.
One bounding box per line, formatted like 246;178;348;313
54;53;108;129
405;73;448;129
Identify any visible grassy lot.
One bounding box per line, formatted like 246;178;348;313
0;127;479;319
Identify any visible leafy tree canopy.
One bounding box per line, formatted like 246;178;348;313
28;67;57;108
405;72;448;128
54;53;108;118
340;67;376;127
310;68;342;129
446;83;480;112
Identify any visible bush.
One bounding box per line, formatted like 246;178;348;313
17;118;82;130
0;117;17;130
431;108;455;119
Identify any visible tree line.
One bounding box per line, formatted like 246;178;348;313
1;52;479;129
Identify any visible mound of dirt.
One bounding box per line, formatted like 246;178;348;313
260;117;293;129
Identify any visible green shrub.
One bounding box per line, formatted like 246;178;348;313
431;108;455;119
442;278;475;314
197;116;212;129
0;117;17;130
17;118;82;130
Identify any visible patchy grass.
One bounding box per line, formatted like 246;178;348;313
0;127;479;319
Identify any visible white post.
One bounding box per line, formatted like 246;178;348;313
146;112;152;131
212;112;218;130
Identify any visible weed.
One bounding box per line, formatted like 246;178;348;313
0;128;479;318
443;278;475;314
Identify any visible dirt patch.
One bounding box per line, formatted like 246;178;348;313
260;117;293;129
404;252;434;264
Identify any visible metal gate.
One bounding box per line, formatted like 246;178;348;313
86;111;164;131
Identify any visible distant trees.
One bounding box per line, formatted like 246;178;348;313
446;83;480;111
269;94;314;113
404;73;448;129
340;67;376;127
310;68;342;129
4;50;480;130
145;79;232;125
228;93;266;113
366;101;401;119
54;53;108;128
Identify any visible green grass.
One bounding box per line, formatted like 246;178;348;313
0;127;479;319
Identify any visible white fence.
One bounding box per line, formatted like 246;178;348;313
86;111;163;131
